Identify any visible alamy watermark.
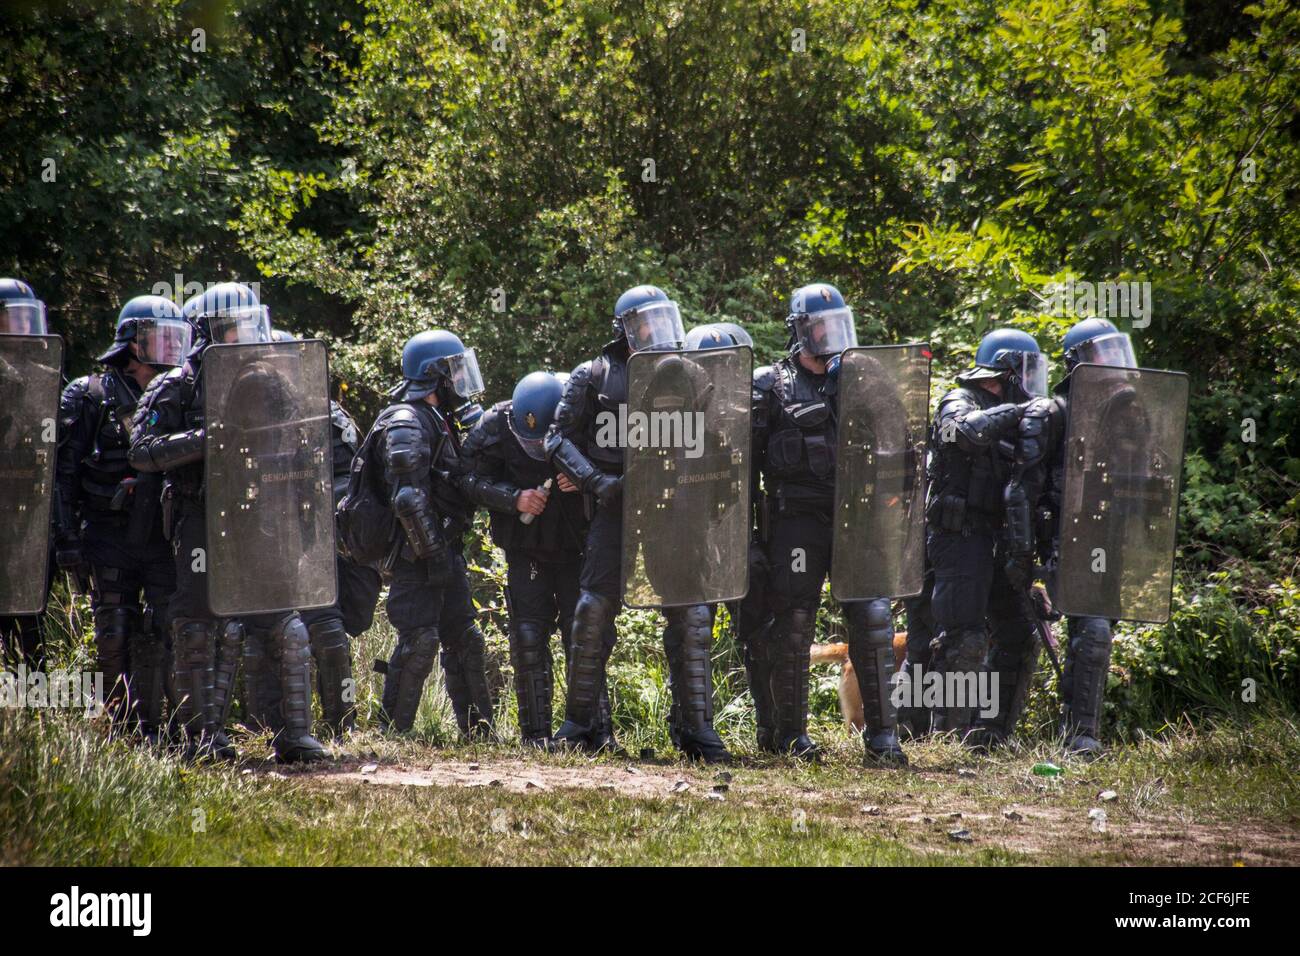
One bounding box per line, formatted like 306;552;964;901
1;665;104;714
890;664;1001;719
1037;275;1153;328
595;405;705;459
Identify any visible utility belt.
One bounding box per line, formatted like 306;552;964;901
926;491;1003;536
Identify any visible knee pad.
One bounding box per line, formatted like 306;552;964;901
93;605;136;650
1071;617;1112;664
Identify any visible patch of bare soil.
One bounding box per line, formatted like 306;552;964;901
306;757;722;800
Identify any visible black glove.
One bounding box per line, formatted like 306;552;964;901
1003;551;1034;592
591;473;622;506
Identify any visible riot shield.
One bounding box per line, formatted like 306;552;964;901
830;344;932;602
204;340;337;616
622;346;751;608
1056;363;1188;623
0;334;63;614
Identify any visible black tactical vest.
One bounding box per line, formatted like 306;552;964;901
77;369;142;513
760;358;838;504
926;384;1014;532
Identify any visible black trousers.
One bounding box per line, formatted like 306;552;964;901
505;549;582;635
83;515;174;625
578;500;622;600
385;550;477;645
929;530;1031;637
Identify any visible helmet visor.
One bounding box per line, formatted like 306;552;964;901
208;304;271;344
440;347;485;399
795;307;857;358
133;317;192;367
621;301;685;352
1072;332;1136;369
509;422;548;461
1017;350;1049;398
1;299;48;335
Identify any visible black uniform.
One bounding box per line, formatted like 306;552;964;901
461;400;615;744
751;356;897;758
373;398;515;735
923;379;1038;735
547;338;729;761
55;367;174;734
129;353;323;761
294;400;382;736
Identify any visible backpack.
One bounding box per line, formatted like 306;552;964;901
336;412;399;570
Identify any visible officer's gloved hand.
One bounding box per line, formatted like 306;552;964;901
1003;551;1035;592
591;473;622;505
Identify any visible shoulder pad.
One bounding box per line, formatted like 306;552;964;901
567;359;596;393
461;404;505;455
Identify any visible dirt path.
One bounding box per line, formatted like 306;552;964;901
289;755;1300;865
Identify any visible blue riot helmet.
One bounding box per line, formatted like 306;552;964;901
613;285;685;352
685;323;753;350
961;327;1048;400
0;278;48;335
399;329;485;406
787;283;857;359
181;282;270;348
1062;317;1137;372
508;370;565;460
99;294;191;368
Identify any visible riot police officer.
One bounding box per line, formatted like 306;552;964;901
460;371;617;748
254;329;381;740
752;284;904;765
1043;318;1140;757
129;282;327;763
54;295;189;738
924;327;1049;741
545;286;732;763
1;278;57;669
372;330;513;737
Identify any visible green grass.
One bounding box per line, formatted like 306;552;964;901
4;704;1297;866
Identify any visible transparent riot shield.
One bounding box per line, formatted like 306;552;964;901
831;344;932;601
0;334;63;614
1056;363;1188;623
204;340;337;616
622;347;751;608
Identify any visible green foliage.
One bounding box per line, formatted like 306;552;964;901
4;0;1299;733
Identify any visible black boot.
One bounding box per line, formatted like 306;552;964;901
170;618;221;761
928;626;987;737
241;625;280;734
554;591;617;751
308;618;356;739
1060;616;1112;759
93;604;134;730
441;624;494;741
967;630;1038;752
741;618;778;753
510;618;554;747
769;607;819;760
382;626;440;733
270;615;328;763
846;600;907;767
128;618;166;744
206;618;242;761
664;606;731;764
